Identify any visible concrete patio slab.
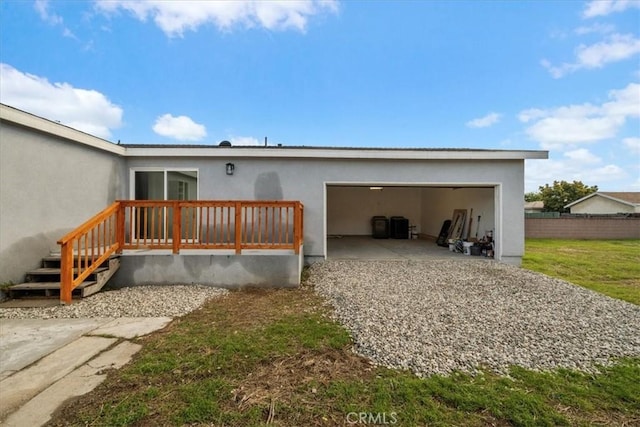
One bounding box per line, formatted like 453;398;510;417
2;341;142;427
0;316;175;425
0;336;116;419
0;318;112;380
89;316;172;339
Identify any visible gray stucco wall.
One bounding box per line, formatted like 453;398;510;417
125;157;525;263
0;122;126;284
110;251;303;288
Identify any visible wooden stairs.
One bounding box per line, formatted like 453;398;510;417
8;253;120;300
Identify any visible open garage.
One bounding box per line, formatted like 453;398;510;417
326;184;496;259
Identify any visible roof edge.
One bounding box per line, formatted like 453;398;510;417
565;192;637;208
0;103;126;156
123;146;548;160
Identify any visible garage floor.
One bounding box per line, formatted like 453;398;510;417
327;236;490;261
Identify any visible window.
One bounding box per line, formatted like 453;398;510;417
133;169;198;201
130;169;199;241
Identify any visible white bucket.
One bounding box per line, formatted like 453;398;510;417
462;241;474;255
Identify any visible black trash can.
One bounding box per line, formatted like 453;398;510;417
371;216;389;239
390;216;409;239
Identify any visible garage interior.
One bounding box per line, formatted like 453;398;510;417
326;185;496;259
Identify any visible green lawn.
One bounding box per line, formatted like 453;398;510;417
523;239;640;305
48;241;640;426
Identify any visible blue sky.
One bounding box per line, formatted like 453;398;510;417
1;0;638;192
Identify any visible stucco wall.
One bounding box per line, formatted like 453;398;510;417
570;197;635;214
420;187;495;239
0;122;126;284
327;186;422;235
125;157;525;263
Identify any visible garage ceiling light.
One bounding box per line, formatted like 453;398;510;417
369;186;383;190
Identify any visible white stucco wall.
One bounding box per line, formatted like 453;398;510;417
0;122;126;284
125;157;526;264
570;197;635;214
327;186;422;235
420;187;495;239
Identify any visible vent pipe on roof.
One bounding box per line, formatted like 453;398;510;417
264;136;268;147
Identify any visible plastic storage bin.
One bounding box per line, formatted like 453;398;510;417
390;216;409;239
371;216;389;239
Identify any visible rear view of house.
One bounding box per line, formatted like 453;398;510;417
0;103;548;299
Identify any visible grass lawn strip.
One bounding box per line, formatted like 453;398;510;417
522;239;640;305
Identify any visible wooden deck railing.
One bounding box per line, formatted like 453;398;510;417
58;200;304;304
57;202;121;304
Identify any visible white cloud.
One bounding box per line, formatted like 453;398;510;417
582;0;640;18
229;136;261;146
564;148;601;164
34;0;77;38
95;0;339;37
574;23;616;35
518;108;547;123
525;158;627;192
542;33;640;78
520;82;640;149
466;112;502;128
152;114;207;141
34;0;62;25
623;137;640;154
0;63;122;139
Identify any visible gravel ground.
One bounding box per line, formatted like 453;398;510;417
0;285;227;319
308;259;640;376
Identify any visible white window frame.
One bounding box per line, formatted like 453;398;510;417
129;167;199;201
129;168;200;242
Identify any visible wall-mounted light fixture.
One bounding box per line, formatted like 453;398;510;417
226;162;235;176
369;186;383;190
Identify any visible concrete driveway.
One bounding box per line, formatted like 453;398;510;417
327;236;490;261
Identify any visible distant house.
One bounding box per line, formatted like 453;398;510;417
524;201;544;214
565;192;640;214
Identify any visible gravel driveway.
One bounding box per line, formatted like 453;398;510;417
308;259;640;376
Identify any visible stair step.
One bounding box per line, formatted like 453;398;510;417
26;267;108;276
10;252;120;301
8;281;97;299
9;281;97;290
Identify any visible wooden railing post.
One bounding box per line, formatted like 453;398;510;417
235;201;242;254
116;202;124;254
60;241;74;305
172;201;181;254
294;202;303;254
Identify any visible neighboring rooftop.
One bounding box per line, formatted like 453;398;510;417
599;192;640;205
565;192;640;208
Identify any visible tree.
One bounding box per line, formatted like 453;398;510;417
538;180;598;213
524;192;542;202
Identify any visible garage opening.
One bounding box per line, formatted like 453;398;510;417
325;184;497;260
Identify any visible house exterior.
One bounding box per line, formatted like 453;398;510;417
524;201;544;214
565;192;640;214
0;103;548;288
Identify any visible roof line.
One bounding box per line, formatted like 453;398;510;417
0;103;125;156
565;192;637;208
1;103;548;160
